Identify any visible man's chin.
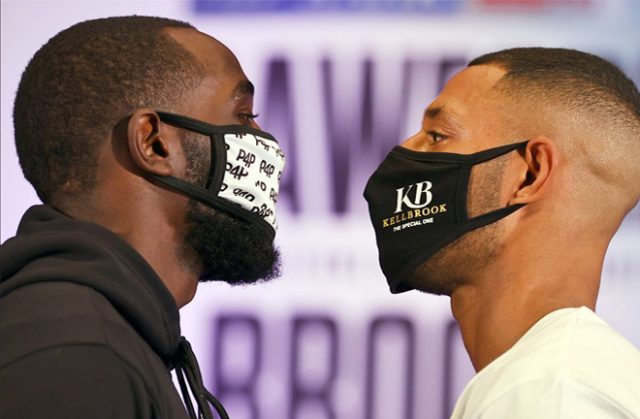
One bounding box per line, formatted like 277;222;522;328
409;272;457;297
198;246;282;286
184;201;282;286
404;242;469;296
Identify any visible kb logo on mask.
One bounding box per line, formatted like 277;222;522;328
380;180;447;231
395;181;432;213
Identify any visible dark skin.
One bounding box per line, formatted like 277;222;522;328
60;28;260;308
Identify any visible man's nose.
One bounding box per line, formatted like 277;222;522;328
399;132;423;151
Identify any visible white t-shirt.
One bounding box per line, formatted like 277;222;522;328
450;307;640;419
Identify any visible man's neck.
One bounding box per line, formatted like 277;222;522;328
449;240;604;372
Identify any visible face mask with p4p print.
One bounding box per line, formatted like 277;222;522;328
149;111;285;239
363;141;528;294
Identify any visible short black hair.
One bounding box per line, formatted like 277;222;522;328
468;47;640;132
13;16;205;203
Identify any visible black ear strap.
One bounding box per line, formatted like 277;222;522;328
391;140;529;164
156;111;278;142
148;173;276;239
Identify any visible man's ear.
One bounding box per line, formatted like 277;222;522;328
509;137;556;205
127;109;173;176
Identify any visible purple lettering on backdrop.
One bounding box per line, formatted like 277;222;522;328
365;316;416;419
321;59;409;214
214;315;262;419
289;316;338;419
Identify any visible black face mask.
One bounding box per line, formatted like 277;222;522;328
363;141;528;294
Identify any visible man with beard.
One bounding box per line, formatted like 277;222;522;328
0;16;284;419
365;47;640;418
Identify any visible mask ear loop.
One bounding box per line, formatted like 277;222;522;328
203;135;217;190
454;141;529;223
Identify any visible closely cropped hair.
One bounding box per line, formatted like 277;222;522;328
469;47;640;213
14;16;204;203
468;47;640;132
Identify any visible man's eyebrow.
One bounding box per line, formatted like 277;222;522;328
424;106;443;119
423;105;465;132
231;80;255;100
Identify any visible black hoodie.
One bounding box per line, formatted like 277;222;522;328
0;205;201;418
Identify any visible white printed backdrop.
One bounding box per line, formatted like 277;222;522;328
2;1;639;418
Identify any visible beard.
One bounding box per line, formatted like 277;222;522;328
182;200;281;285
404;154;510;296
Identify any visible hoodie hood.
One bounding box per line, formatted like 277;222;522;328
0;204;181;365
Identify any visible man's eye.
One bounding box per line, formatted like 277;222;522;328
425;130;447;144
239;113;259;121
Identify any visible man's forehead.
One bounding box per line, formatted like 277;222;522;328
163;27;254;123
426;65;507;119
165;27;240;74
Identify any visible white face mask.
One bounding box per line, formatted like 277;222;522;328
218;131;284;229
149;111;286;238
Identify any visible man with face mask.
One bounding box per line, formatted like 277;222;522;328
365;48;640;418
0;16;284;419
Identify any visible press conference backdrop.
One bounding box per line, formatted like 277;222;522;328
2;1;639;418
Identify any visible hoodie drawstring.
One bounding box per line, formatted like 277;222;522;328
175;337;230;419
